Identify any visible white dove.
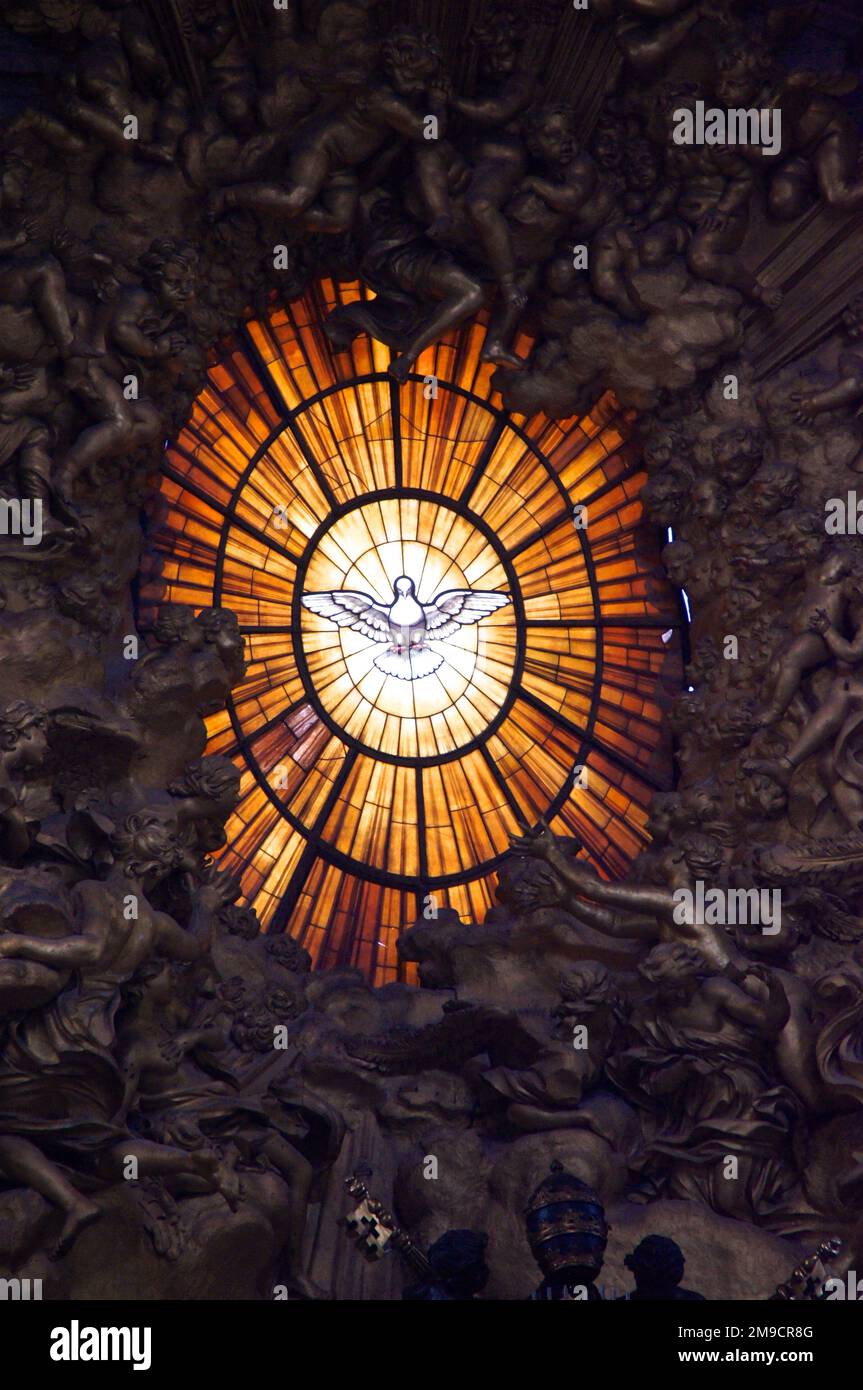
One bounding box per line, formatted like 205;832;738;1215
301;575;510;680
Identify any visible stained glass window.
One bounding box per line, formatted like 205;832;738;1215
140;281;684;984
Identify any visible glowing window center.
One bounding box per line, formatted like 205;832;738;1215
298;498;518;760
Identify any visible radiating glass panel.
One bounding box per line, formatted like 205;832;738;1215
140;283;683;984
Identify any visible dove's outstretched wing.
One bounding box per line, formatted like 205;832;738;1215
301;590;391;642
423;589;510;640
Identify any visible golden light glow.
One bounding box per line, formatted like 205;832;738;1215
140;281;683;984
302;497;515;758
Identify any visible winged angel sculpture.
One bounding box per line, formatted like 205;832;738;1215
301;576;510;680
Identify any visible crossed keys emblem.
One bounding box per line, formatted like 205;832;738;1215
341;1174;434;1283
342;1176;399;1260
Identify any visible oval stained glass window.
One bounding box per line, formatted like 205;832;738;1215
140;280;684;984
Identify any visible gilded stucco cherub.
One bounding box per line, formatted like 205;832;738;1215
753;549;856;729
790;294;863;424
0;815;243;1258
56;238;199;501
0;700;50;862
323;190;485;383
209;25;446;234
413;3;539;344
656;83;783;309
716;42;863;219
0;155;101;366
608;942;800;1222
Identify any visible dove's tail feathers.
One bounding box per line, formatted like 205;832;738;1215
374;646;443;680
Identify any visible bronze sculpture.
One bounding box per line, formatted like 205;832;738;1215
0;0;862;1305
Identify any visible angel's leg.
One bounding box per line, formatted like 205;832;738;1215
388;262;484;384
0;1136;101;1259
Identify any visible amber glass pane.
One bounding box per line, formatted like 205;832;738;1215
140;283;682;984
